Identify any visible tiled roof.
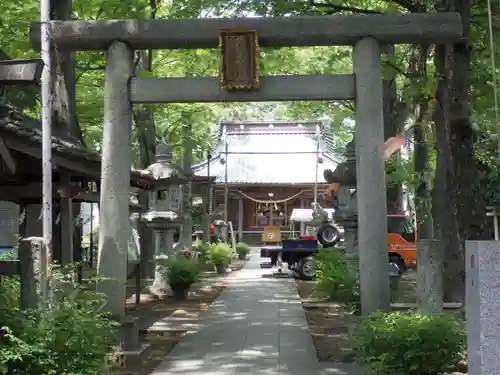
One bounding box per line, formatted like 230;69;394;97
194;121;342;184
0;105;166;188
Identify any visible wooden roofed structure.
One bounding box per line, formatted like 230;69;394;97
0;104;175;265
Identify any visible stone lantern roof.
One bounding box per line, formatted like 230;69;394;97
140;142;186;228
143;142;188;185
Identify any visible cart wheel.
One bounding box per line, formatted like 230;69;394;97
298;257;316;280
317;223;341;248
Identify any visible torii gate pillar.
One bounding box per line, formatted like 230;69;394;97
354;38;390;313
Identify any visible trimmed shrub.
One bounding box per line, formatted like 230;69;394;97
165;255;200;290
314;250;360;312
208;243;232;265
352;311;466;375
235;242;250;256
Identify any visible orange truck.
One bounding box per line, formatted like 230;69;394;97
324;184;417;271
387;214;417;271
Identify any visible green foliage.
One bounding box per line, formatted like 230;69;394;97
0;265;118;375
314;250;360;312
474;135;500;209
235;242;250;256
5;0;500;229
207;243;232;265
162;255;200;289
192;241;212;256
352;311;466;375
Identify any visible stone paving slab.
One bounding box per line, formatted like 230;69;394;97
151;248;364;375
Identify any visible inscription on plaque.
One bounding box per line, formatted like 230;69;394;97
219;29;260;90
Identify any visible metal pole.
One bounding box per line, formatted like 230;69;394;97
204;152;211;243
89;203;94;267
41;0;53;298
494;211;499;241
207;152;211;215
223;141;228;241
313;124;320;206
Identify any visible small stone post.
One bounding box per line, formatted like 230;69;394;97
353;37;390;314
19;238;43;309
97;41;133;318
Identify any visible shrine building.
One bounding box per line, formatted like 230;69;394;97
193;120;342;245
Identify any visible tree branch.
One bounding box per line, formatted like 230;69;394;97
388;0;425;12
308;0;382;14
75;65;105;71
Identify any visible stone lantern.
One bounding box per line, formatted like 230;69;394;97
141;142;188;296
325;140;401;286
324;139;359;259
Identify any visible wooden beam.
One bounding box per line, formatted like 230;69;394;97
2;135;101;178
0;136;157;189
0;137;16;174
0;59;44;85
130;75;355;103
60;174;73;265
30;13;462;51
0;182;144;210
0;183;56;201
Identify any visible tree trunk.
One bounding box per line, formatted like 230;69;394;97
433;41;465;304
133;50;156;280
412;44;433;240
180;123;193;249
49;0;83;267
50;0;82;141
433;0;488;303
412;44;443;314
383;46;404;214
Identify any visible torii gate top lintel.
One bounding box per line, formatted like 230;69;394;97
29;12;462;52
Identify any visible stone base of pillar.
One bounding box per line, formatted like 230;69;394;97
113;315;140;352
343;229;359;259
417;239;443;314
149;273;173;297
149;255;173;297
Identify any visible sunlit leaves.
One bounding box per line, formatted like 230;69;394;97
5;0;500;172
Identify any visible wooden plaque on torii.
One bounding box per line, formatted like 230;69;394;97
218;29;260;90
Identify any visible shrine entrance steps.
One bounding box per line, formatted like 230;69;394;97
150;248;363;375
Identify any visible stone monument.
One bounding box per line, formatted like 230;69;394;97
466;240;500;375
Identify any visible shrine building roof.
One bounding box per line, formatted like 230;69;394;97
0;105;169;189
193;120;343;185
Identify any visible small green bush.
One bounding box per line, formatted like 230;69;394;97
352;311;466;375
235;242;250;256
0;275;20;311
208;243;232;265
0;265;118;375
164;255;200;289
314;250;360;311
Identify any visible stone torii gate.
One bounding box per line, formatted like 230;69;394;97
30;13;462;317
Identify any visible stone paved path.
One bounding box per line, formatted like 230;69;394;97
151;248;364;375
